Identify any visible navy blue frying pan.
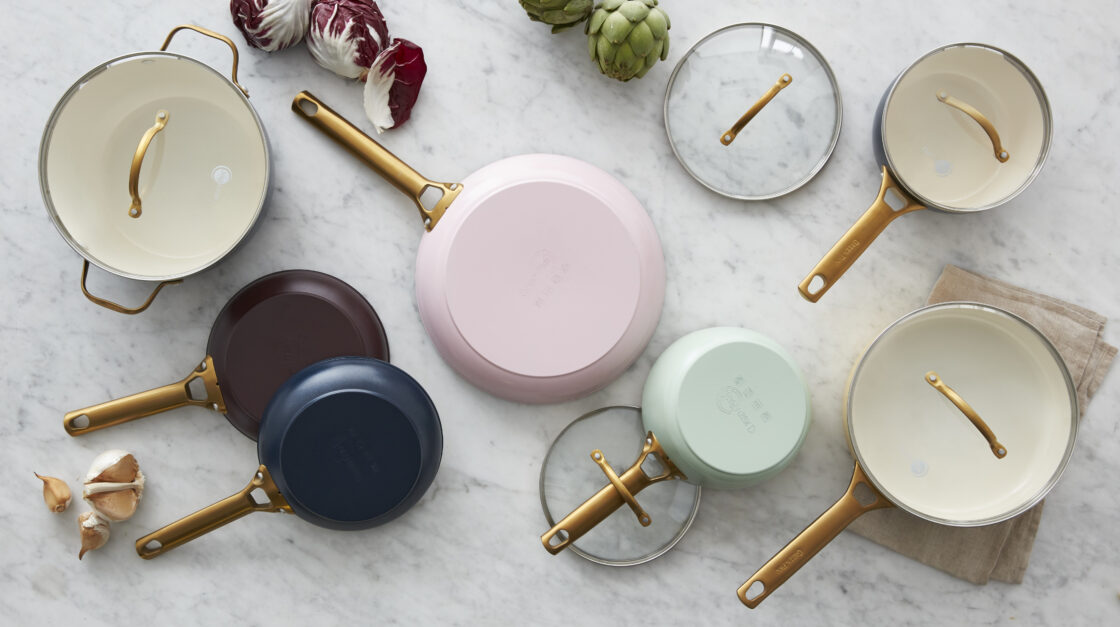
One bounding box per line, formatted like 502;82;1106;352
135;357;442;558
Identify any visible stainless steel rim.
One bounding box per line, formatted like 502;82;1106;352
843;301;1079;526
38;51;272;282
538;405;702;567
663;22;843;201
879;43;1053;214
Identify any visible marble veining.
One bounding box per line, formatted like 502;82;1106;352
2;1;1118;625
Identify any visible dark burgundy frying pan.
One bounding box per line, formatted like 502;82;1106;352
63;270;389;439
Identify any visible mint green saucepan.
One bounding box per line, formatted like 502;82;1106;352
541;327;812;555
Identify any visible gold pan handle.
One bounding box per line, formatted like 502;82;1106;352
540;432;684;555
936;91;1009;162
738;462;892;608
292;91;462;231
925;371;1007;458
79;260;181;314
798;167;925;302
721;74;792;146
63;356;224;436
135;465;290;559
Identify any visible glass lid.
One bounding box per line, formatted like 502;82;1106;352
540;406;701;566
664;23;842;200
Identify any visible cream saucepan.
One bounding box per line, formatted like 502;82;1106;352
40;25;270;313
739;302;1077;607
799;44;1051;302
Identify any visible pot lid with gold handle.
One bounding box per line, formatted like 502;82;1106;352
663;23;842;200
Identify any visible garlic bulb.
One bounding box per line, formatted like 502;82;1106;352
83;450;144;522
35;473;71;513
78;511;110;559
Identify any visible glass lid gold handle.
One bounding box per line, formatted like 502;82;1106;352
540;432;685;555
925;371;1007;458
721;74;792;146
135;465;290;559
127;110;170;218
936;91;1010;163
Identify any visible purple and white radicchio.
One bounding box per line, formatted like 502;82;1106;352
307;0;390;79
364;38;427;134
230;0;312;52
308;0;428;133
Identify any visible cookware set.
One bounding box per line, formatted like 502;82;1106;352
39;19;1076;608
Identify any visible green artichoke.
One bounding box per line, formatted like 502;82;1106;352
587;0;670;81
519;0;595;33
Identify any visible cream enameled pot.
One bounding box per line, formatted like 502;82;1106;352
40;25;270;313
800;44;1051;302
739;302;1077;607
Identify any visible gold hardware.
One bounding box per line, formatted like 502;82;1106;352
291;91;461;231
936;91;1009;162
925;371;1007;458
160;25;248;97
738;462;892;608
591;449;651;527
721;73;793;145
63;355;225;436
127;110;170;218
541;432;684;555
798;166;925;302
135;465;291;559
79;260;181;314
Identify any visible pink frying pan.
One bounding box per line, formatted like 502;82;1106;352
293;92;664;403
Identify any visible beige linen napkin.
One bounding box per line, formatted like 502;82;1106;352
846;265;1117;584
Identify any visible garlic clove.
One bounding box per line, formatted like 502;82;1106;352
85;450;139;484
35;473;72;513
83;451;144;522
78;511;110;559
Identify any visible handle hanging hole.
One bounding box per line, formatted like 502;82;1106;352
186;376;207;401
743;580;765;601
807;274;826;295
143;539;163;551
852;481;878;507
70;414;90;430
883;188;907;211
547;531;568;547
249;487;270;506
419;185;444;212
296;97;319;116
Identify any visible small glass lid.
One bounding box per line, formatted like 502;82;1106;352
540;406;701;566
664;23;842;200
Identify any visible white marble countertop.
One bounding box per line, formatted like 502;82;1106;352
3;1;1118;624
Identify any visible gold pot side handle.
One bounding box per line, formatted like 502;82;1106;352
291;91;462;231
936;91;1009;162
738;462;892;608
135;465;291;559
797;166;925;302
127;110;170;219
79;260;181;314
541;432;684;555
160;25;248;97
721;73;792;145
925;371;1007;458
63;356;225;436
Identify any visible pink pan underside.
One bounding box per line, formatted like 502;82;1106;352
415;154;665;404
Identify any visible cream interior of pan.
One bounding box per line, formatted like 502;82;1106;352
43;55;268;279
883;46;1047;211
847;306;1075;524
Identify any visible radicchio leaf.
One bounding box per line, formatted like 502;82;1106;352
363;38;427;133
307;0;390;79
230;0;312;52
